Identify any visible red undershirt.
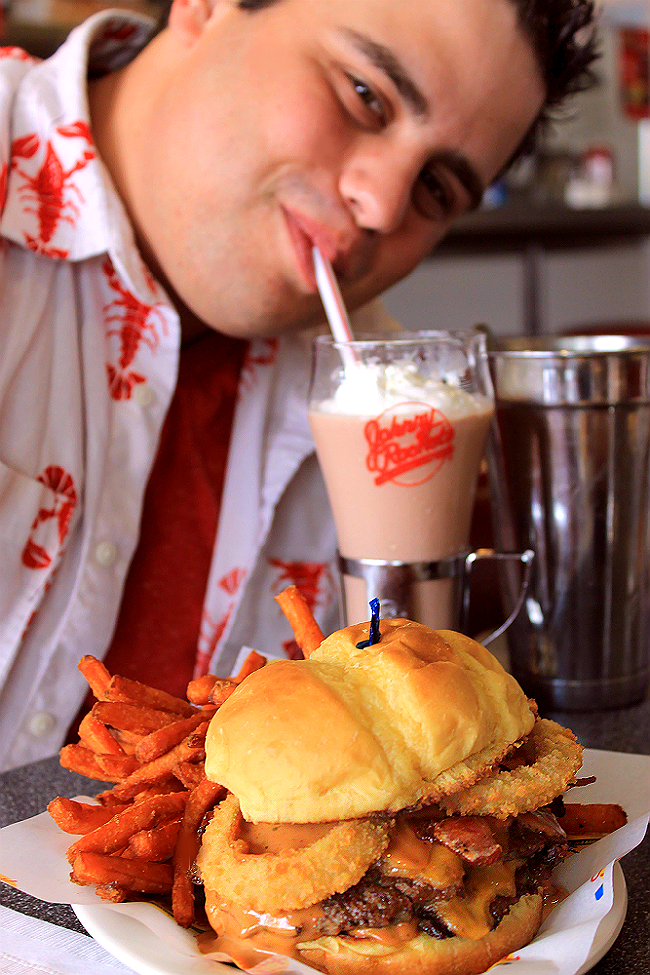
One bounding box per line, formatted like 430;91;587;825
68;330;247;738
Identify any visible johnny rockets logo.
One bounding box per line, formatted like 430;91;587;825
365;402;454;486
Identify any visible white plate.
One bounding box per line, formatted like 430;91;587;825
575;862;627;975
73;902;230;975
72;747;644;975
73;863;628;975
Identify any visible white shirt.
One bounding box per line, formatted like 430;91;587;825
0;12;392;771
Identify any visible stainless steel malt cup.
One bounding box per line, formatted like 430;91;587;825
337;548;533;646
486;335;650;710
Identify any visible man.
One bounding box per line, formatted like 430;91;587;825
0;0;596;769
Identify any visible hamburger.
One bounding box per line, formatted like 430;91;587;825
196;618;584;975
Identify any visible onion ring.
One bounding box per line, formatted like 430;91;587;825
197;794;392;913
439;719;583;819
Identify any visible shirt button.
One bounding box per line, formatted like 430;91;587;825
95;540;118;567
133;384;156;407
27;711;56;738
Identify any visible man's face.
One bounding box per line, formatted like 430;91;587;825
138;0;544;338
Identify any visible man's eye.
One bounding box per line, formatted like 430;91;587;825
347;75;386;125
414;168;455;221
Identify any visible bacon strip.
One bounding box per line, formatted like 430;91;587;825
433;816;503;866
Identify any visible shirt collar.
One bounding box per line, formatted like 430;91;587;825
1;11;155;286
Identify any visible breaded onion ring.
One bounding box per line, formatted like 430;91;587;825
440;719;583;819
197;794;391;913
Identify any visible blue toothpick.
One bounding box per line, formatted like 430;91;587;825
356;598;381;648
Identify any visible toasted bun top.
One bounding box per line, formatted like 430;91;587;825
205;620;536;823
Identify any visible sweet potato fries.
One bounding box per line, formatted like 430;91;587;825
48;649;266;927
48;590;627;938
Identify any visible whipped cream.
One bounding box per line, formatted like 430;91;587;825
312;362;492;419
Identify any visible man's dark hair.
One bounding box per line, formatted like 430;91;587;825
509;0;598;157
154;0;598;156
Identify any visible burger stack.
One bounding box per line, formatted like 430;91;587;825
197;619;584;975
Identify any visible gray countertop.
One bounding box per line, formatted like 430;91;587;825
1;696;649;974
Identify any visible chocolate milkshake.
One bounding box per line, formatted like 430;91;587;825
308;335;493;628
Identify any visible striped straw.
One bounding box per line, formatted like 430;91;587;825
312;246;359;368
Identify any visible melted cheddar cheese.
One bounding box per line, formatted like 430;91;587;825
435;861;519;940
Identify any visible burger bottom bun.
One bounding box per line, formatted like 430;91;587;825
297;893;542;975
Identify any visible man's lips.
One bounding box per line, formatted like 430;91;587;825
281;207;348;293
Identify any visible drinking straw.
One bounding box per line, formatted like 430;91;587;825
312;246;359;368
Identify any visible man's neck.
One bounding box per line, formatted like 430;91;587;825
178;307;213;347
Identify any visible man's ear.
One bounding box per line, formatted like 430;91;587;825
168;0;231;44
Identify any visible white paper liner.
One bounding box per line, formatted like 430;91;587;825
1;749;648;975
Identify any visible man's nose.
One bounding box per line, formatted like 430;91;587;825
339;145;419;234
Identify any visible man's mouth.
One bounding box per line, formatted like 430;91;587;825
281;207;350;294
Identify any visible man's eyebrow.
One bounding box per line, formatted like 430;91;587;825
338;29;485;211
341;28;429;119
435;150;485;212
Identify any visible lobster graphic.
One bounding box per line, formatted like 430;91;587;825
195;607;234;679
11;121;95;258
0;162;7;214
0;47;38;63
103;257;167;399
194;568;247;677
239;338;279;394
219;567;247;596
21;465;78;570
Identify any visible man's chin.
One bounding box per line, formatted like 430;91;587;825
178;265;394;342
207;301;331;341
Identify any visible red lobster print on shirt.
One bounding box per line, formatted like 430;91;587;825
11;121;95;258
239;339;279;395
194;568;247;677
0;162;7;214
102;257;167;399
0;47;38;64
21;466;78;570
195;607;233;680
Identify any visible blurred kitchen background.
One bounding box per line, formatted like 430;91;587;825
1;0;648;338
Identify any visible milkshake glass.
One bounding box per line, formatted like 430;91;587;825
308;331;495;629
